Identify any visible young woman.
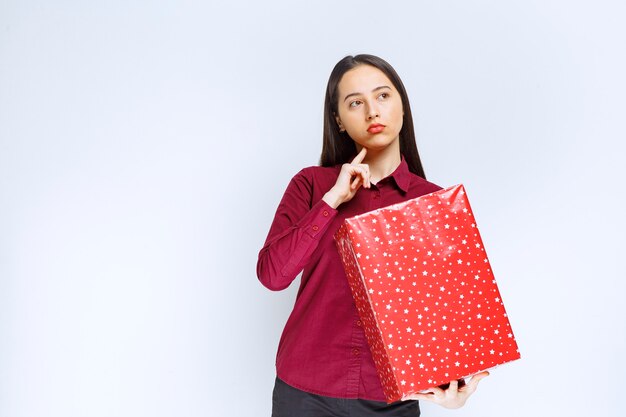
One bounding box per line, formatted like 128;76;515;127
257;54;488;416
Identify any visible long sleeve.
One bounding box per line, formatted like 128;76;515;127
257;168;338;291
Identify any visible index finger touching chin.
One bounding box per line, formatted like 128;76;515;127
351;147;367;164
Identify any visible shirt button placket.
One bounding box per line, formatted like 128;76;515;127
346;315;365;397
372;190;381;210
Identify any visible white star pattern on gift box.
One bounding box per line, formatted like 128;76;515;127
335;184;521;402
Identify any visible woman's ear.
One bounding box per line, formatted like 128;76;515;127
335;114;345;132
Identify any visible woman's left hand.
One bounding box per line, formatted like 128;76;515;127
412;371;490;409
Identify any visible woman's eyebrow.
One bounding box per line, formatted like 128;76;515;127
343;85;392;102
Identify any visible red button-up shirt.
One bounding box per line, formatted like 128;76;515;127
257;155;442;401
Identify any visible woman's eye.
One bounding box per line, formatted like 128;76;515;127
378;92;389;100
349;100;362;108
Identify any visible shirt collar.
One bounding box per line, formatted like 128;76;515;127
386;154;411;194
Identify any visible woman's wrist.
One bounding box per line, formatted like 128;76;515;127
322;189;343;209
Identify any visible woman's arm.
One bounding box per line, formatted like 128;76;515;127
257;148;371;291
256;169;338;291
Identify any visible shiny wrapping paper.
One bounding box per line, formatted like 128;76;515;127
334;184;520;403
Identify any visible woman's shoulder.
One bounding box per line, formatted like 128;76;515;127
406;172;444;196
412;173;442;188
292;164;341;184
284;165;340;200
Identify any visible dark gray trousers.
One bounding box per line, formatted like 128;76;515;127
271;378;420;417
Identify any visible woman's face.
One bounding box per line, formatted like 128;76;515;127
334;64;404;153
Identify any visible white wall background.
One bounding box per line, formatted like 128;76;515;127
1;1;624;416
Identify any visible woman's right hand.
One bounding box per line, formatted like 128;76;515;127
322;147;370;209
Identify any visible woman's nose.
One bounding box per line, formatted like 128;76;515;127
366;103;379;120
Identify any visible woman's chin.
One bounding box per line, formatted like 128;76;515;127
355;138;399;153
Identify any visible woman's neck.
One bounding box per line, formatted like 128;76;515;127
359;141;402;184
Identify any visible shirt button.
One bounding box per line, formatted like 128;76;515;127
356;320;362;327
352;348;360;356
323;210;329;216
312;225;319;231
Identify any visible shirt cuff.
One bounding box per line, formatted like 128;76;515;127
303;199;338;239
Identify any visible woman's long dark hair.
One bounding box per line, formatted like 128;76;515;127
320;54;426;179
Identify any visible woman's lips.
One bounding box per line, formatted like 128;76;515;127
367;123;385;134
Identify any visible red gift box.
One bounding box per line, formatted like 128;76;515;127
334;184;520;402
